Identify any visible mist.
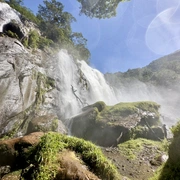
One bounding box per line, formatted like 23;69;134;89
48;49;180;127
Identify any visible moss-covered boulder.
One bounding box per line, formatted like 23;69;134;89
70;101;163;146
0;132;121;180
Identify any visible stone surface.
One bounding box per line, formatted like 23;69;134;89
0;36;66;137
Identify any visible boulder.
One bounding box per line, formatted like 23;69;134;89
70;101;163;146
0;132;44;168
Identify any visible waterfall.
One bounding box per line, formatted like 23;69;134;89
54;49;119;119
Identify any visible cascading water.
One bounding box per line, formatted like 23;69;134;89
54;49;119;120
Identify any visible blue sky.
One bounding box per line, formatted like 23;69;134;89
23;0;180;73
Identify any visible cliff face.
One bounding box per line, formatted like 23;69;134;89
0;36;64;136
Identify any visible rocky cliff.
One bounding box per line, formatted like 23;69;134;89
0;35;68;137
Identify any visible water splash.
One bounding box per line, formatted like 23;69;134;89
54;50;118;119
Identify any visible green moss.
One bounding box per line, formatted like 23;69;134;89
100;101;160;118
98;101;160;125
24;132;121;180
1;170;21;179
91;101;106;112
118;138;165;160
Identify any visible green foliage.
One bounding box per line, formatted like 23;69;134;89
5;0;91;62
22;30;54;50
38;36;54;49
36;0;90;62
130;125;148;139
105;51;180;89
37;0;75;40
77;0;126;19
6;0;39;24
34;72;55;109
28;30;39;49
5;0;22;6
170;120;180;138
25;132;121;180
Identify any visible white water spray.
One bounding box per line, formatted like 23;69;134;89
54;50;119;119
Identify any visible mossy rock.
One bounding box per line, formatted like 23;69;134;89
71;101;161;146
82;101;106;112
0;132;121;180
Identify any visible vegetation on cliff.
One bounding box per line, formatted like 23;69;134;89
105;51;180;88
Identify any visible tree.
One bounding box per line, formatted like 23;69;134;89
5;0;23;6
70;32;90;62
70;32;87;46
77;0;125;19
37;0;76;31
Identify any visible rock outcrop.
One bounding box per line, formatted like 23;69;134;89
70;101;165;146
0;35;66;137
